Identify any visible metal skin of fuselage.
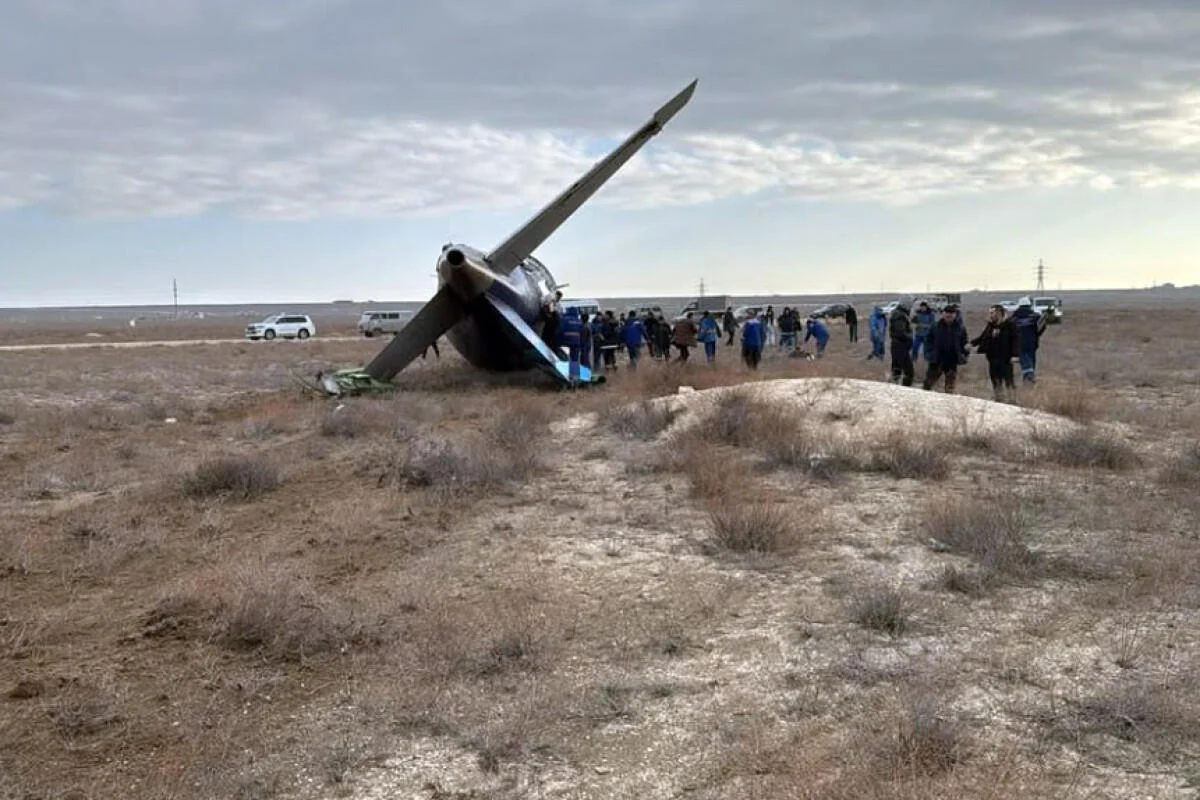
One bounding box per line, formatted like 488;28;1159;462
436;243;559;371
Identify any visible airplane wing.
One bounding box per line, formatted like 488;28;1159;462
485;79;698;276
363;286;467;381
482;294;594;385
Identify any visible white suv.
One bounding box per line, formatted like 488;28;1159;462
245;314;316;341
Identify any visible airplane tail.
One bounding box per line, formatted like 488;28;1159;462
484;80;697;275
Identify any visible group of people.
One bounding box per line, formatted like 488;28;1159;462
872;295;1048;401
542;292;1049;401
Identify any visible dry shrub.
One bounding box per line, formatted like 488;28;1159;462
598;399;680;440
318;400;396;438
1023;380;1107;422
1161;441;1200;488
709;503;801;555
1036;425;1140;471
848;587;909;637
760;425;858;482
923;495;1041;581
698;391;763;446
867;432;951;481
886;693;969;775
183;456;280;499
0;409;15;426
48;680;126;741
418;589;557;679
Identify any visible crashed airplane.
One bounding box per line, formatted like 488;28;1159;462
315;79;697;396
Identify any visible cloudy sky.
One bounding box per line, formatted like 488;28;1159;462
3;0;1199;305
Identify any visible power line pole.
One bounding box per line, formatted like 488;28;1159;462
698;278;706;298
1035;259;1046;293
172;278;178;319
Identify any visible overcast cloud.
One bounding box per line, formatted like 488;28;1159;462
2;0;1199;218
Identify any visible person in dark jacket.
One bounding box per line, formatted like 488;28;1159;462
590;313;605;370
889;297;915;386
922;304;969;393
845;305;858;343
778;308;797;351
654;313;671;359
579;312;592;371
1010;296;1047;383
600;310;620;371
971;304;1019;402
723;307;738;345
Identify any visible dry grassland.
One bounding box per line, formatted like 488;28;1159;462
1;307;1198;799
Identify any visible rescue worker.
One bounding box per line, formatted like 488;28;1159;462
723;306;738;345
778;307;797;351
1011;296;1047;383
741;309;765;369
558;306;584;385
868;305;887;360
643;313;660;359
803;317;830;357
971;304;1019;402
540;291;563;353
698;310;721;364
911;301;935;362
673;312;698;362
621;310;645;368
922;304;969;393
889;296;915;386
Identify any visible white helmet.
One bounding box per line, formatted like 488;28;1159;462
1018;296;1032;307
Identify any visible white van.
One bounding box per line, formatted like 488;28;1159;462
357;310;412;337
561;298;601;318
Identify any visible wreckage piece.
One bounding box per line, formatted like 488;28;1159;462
315;79;697;394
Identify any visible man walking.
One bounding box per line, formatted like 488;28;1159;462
723;306;738;345
889;297;915;386
971;304;1019;402
911;300;935;363
868;305;887;360
1010;297;1047;383
845;304;858;343
741;310;765;369
672;312;698;362
778;307;797;351
922;304;969;393
559;306;585;385
698;310;721;364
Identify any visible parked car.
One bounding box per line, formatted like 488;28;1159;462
808;302;854;320
999;297;1062;323
245;314;315;340
358;310;412;337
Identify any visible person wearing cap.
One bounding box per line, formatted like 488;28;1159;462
888;296;915;386
911;301;936;362
922;303;969;393
1011;296;1047;383
972;304;1019;402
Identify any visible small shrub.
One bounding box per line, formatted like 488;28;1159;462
849;588;909;636
930;564;986;596
1161;442;1200;488
1037;426;1139;471
761;428;856;482
709;503;800;554
240;418;280;440
867;433;951;481
216;569;360;660
923;496;1040;581
889;693;968;774
599;400;679;441
0;409;15;426
1023;382;1106;422
183;456;280;499
699;392;761;447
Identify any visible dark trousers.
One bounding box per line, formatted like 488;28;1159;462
848;322;858;342
602;345;617;369
627;344;641;367
923;362;957;393
891;343;914;386
704;341;717;362
988;359;1015;400
726;328;736;345
674;344;690;362
743;345;762;369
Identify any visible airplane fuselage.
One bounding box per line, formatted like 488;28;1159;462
436;244;558;371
